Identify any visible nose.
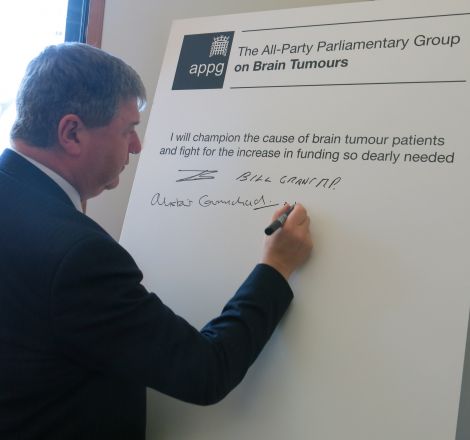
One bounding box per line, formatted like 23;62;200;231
129;132;142;155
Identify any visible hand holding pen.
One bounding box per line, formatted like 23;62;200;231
261;203;313;280
265;203;296;235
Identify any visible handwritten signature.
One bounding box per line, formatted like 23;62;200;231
174;169;342;190
150;193;278;210
176;170;218;182
236;171;342;189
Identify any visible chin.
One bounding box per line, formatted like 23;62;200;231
105;178;120;191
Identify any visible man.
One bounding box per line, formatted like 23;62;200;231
0;43;312;439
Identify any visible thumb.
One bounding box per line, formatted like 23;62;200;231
271;203;294;221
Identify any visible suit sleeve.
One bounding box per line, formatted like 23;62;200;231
50;233;293;405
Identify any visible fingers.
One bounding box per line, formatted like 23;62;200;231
268;203;310;234
271;203;293;221
299;214;311;229
286;203;309;227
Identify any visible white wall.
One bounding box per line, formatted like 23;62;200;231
86;0;362;239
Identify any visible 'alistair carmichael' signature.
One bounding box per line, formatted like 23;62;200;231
150;192;278;210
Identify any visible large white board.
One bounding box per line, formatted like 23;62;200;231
120;1;470;438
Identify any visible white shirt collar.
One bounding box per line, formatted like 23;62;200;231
11;148;83;212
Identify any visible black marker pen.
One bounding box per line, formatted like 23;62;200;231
264;204;296;236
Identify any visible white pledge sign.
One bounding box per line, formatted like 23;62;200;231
121;1;470;439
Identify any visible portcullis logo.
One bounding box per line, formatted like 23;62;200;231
172;32;234;90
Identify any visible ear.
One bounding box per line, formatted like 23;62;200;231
57;114;84;156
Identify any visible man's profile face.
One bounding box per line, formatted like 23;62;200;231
79;98;141;198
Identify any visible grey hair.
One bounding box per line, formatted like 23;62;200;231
10;43;147;148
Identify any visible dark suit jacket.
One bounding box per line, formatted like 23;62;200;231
0;148;293;439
